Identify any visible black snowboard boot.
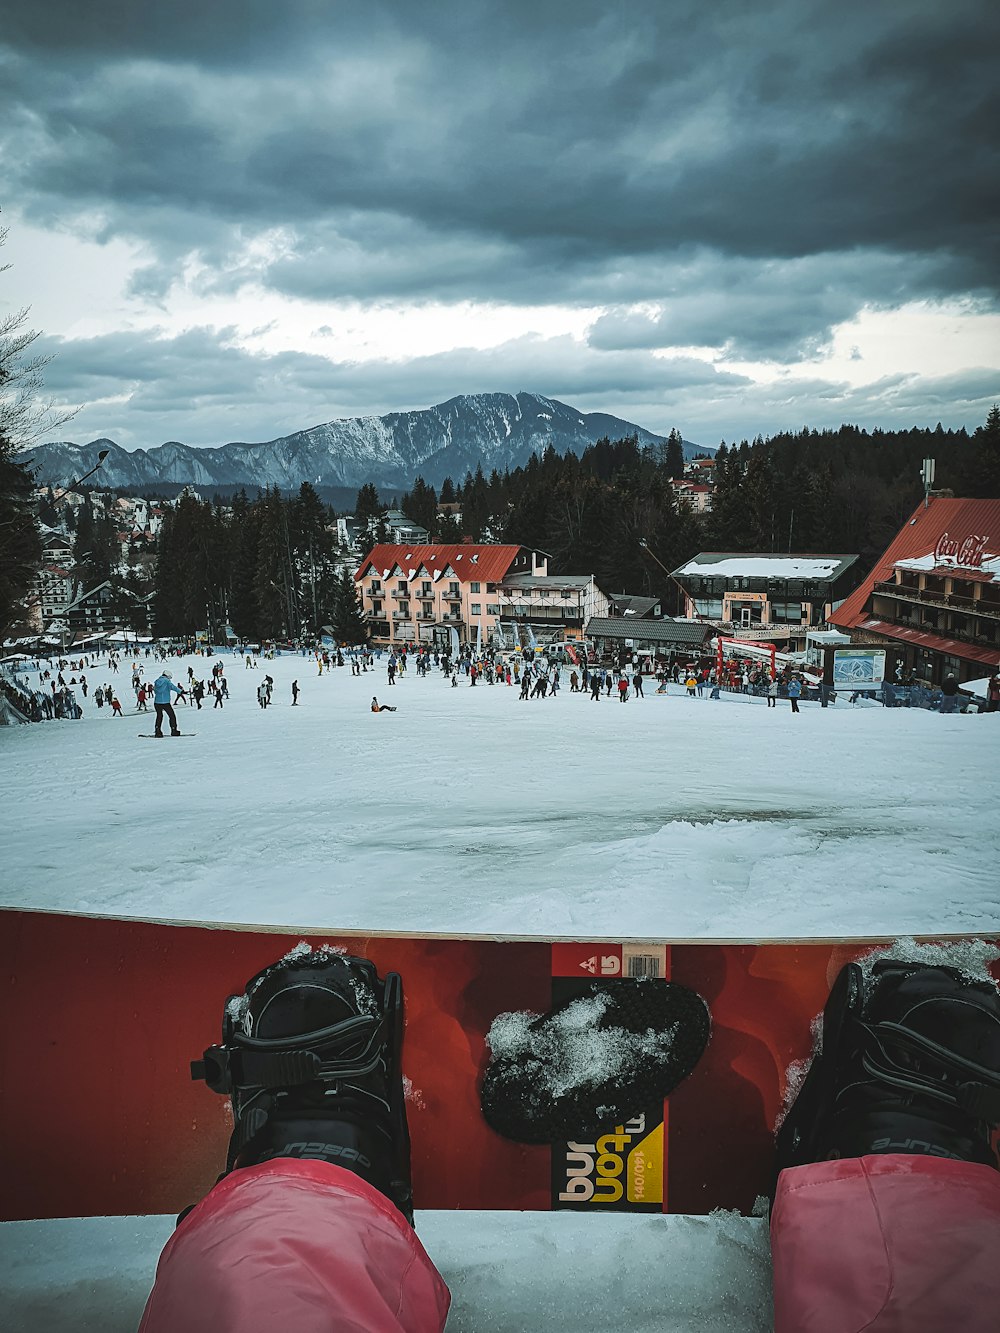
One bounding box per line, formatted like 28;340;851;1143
776;958;1000;1178
192;947;413;1225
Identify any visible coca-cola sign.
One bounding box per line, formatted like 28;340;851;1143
933;532;990;569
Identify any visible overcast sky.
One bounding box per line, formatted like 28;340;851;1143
3;0;998;451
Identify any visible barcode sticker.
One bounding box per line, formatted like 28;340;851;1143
622;944;666;979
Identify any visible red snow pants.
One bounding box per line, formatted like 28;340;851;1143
771;1154;1000;1332
138;1159;450;1333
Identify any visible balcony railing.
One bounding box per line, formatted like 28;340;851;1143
882;611;1000;648
873;581;979;612
390;590;409;601
441;613;464;623
416;612;435;622
391;611;411;621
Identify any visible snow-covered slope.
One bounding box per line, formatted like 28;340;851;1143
21;392;697;494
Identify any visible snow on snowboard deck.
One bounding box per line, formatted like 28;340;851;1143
2;907;996;1221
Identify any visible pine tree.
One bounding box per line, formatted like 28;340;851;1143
972;404;1000;498
354;482;384;525
664;429;686;479
330;567;368;645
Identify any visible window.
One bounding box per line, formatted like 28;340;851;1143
693;598;723;618
422;582;432;595
561;590;572;599
448;582;460;596
397;580;408;592
487;604;500;615
471;603;481;616
539;589;549;599
371;580;381;592
470;581;481;593
373;601;383;613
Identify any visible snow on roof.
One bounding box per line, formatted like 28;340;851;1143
894;552;1000;580
674;554;850;579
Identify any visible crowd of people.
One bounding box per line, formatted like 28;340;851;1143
3;638;997;728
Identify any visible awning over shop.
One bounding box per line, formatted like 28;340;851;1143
586;617;715;649
857;619;1000;668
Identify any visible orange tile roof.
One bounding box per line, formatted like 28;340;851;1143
356;544;524;585
831;497;1000;630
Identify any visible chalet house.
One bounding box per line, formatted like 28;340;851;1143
384;510;430;545
496;572;609;649
672;551;861;649
830;497;1000;684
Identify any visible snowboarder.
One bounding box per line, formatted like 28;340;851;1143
371;697;397;713
291;680;300;705
152;671;183;737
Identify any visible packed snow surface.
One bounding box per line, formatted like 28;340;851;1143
2;649;998;1331
2;650;998;937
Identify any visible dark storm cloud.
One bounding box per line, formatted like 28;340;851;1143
4;0;999;356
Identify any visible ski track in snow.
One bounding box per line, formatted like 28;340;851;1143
2;652;998;938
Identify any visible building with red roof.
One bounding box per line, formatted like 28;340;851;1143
830;497;1000;684
356;544;543;649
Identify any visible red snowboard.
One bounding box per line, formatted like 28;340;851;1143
2;908;995;1220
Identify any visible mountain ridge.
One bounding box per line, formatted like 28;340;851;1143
19;392;708;496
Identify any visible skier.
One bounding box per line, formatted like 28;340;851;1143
257;682;269;710
291;680;300;706
152;670;183;737
371;697;397;713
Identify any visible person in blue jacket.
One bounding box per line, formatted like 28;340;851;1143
152;670;184;737
787;675;802;714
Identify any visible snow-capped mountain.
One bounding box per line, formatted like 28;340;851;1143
21;393;705;495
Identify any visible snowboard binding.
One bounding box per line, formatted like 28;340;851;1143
192;947;413;1225
480;980;711;1143
776;958;1000;1178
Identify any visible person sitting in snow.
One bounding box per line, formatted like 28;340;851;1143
371;696;396;713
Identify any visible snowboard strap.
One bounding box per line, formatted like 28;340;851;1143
192;1013;388;1095
858;1017;1000;1124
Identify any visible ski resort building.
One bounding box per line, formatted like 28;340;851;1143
671;552;862;649
356;544;543;649
355;544;617;651
830;497;1000;685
